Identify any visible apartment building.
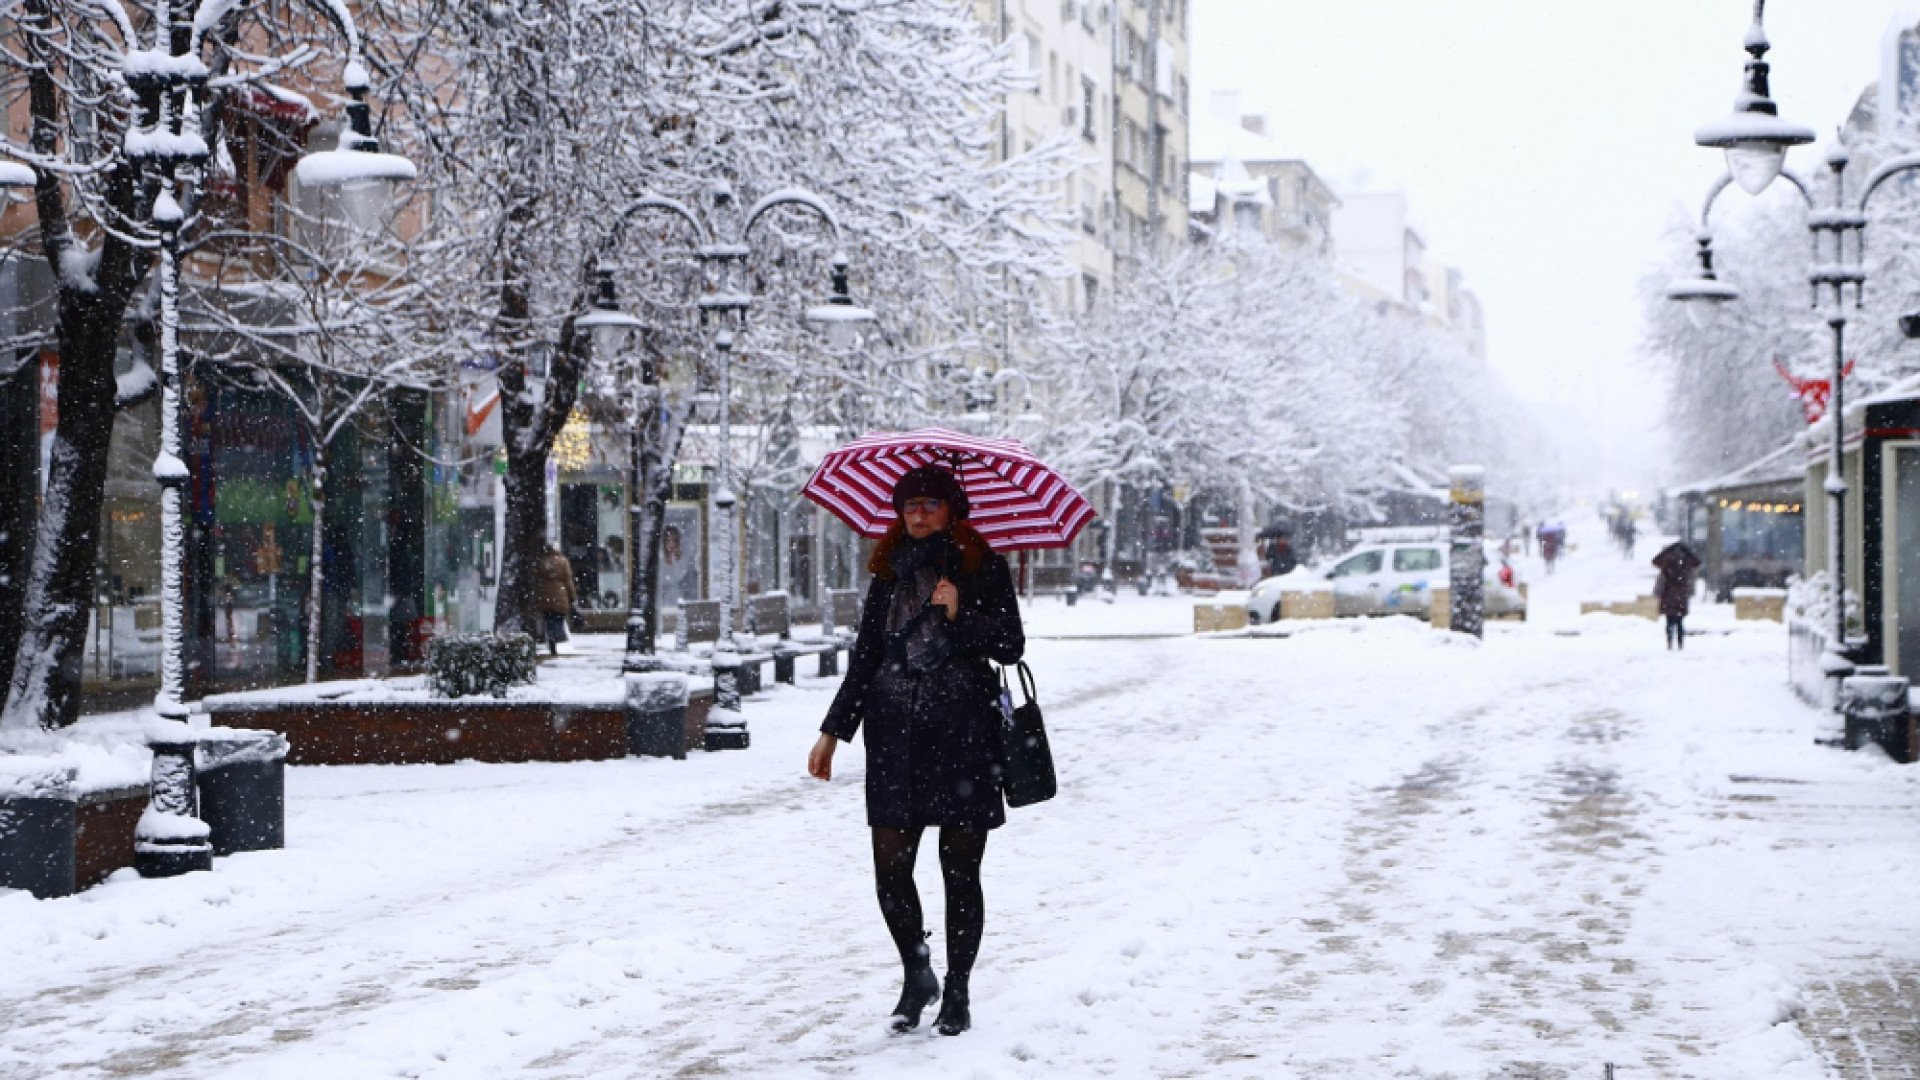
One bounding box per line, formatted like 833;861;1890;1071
983;0;1117;312
1332;186;1487;360
1110;0;1190;264
977;0;1189;308
1188;105;1339;255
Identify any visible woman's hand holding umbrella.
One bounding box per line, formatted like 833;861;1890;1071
932;578;959;620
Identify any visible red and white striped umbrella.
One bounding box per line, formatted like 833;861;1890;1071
802;427;1096;550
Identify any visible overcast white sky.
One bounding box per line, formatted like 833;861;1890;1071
1192;0;1915;486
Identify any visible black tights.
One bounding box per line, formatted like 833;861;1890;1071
872;826;988;982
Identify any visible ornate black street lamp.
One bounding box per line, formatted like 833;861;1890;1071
581;187;874;688
1673;1;1920;693
128;10;410;876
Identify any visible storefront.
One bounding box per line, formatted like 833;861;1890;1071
1672;442;1805;601
28;349;474;703
1788;378;1920;680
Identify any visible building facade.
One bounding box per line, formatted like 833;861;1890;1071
1188;104;1339;254
1110;0;1190;263
1331;186;1486;359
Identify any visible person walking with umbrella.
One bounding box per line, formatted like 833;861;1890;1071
1653;541;1702;650
807;464;1027;1036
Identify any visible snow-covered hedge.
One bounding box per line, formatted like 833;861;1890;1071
427;634;538;699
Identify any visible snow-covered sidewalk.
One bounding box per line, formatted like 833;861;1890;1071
2;586;1917;1076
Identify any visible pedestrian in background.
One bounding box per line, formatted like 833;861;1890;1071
1265;530;1297;578
807;464;1027;1037
533;542;575;656
1653;541;1701;651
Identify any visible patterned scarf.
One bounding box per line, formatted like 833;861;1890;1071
885;533;957;674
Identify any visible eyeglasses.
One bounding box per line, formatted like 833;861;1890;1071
900;498;946;515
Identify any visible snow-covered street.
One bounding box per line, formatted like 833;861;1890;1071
4;541;1919;1079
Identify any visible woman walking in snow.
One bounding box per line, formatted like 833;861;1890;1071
807;464;1026;1037
1653;541;1701;651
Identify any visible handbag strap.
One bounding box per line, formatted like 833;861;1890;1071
1015;660;1037;706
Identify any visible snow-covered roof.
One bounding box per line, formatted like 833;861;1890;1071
1385;461;1445;496
1670;440;1805;497
1188;112;1301;167
1188;171;1217;215
1857;368;1920;410
1214;157;1270;206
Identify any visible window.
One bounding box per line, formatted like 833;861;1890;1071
1332;552;1383;578
1394;548;1442;573
1081;78;1098;141
1083;274;1100;310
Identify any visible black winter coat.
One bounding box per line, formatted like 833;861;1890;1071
822;549;1026;830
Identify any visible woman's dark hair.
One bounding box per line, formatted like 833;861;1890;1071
868;519;990;580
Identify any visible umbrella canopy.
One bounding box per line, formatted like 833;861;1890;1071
802;427;1096;550
1652;541;1701;575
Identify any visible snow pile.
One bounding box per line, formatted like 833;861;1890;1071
0;716;151;798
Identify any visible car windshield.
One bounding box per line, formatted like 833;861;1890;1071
1332;551;1382;577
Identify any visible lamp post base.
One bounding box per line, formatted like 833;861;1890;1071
134;839;213;878
622;651;667;674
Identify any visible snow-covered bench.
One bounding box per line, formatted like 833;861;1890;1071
750;592;846;683
1028;564;1076;601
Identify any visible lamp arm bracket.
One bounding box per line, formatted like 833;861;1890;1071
1856;153;1920;212
1698;173;1735;230
612;194;711;253
741;187;841;246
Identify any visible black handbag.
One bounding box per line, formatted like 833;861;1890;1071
997;661;1056;807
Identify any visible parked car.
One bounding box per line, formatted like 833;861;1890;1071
1244;541;1525;624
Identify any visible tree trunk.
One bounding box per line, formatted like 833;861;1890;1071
625;426;682;668
305;451;327;683
487;317;583;639
2;311;127;731
0;359;37;683
495;450;550;638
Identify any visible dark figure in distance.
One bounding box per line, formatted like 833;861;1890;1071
1263;531;1298;578
1653;542;1701;650
533;542;575;656
807;464;1027;1037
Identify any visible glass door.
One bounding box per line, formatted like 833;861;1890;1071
1894;448;1920;680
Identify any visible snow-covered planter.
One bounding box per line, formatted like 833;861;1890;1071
0;756;150;899
202;675;633;766
427;633;538;699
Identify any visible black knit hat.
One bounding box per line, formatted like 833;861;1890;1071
892;464;970;521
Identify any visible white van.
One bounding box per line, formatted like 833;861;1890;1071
1245;541;1524;624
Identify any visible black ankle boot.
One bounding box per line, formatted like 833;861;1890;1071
933;975;970;1036
890;964;941;1032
